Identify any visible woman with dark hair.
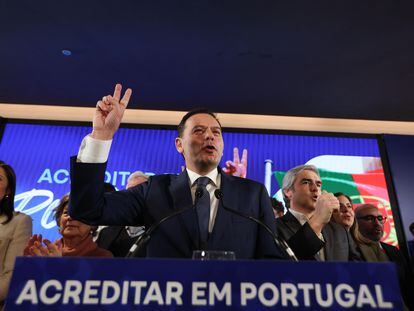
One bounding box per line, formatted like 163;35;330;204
26;194;112;257
0;162;32;306
332;192;355;230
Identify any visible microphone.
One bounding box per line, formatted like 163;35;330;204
214;189;298;261
125;189;203;258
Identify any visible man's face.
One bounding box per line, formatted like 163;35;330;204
357;206;384;242
175;113;224;174
284;169;322;212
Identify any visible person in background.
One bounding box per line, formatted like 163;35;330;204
270;197;285;219
331;192;354;230
25;194;112;258
355;203;414;310
0;162;32;307
96;175;148;257
276;164;360;261
126;171;150;189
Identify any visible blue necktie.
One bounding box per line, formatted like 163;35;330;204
195;177;210;246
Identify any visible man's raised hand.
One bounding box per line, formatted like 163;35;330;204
223;147;248;178
91;84;132;140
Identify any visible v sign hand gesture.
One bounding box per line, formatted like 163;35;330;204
91;84;132;140
223;147;248;178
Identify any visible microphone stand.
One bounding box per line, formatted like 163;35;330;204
125;188;203;258
214;189;298;261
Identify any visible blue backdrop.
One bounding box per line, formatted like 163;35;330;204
0;122;381;241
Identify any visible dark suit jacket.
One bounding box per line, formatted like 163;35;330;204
69;158;286;259
381;242;414;310
96;226;143;257
275;211;361;261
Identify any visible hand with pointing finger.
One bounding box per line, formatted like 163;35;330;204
223;147;248;178
91;83;132;141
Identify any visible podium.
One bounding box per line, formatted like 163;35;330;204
6;257;403;310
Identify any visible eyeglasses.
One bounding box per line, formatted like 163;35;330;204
357;215;387;224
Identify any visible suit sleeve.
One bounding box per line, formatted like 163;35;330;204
69;156;148;226
0;214;32;302
275;217;324;260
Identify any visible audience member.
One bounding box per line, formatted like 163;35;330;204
96;177;147;257
355;203;414;310
275;164;360;261
270;197;284;219
332;192;354;230
0;162;32;307
25;194;112;258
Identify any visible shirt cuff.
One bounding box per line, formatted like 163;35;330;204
77;134;112;163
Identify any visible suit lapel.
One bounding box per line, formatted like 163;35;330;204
282;211;303;234
168;170;199;250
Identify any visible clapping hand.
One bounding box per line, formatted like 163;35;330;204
24;234;63;257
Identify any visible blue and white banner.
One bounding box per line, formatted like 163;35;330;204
7;257;403;310
0;122;385;242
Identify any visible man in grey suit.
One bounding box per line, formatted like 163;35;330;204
275;164;360;261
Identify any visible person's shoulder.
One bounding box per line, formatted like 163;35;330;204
13;212;32;224
327;220;347;232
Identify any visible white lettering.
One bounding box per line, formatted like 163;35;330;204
39;279;62;305
240;282;257;306
143;281;164;305
62;280;82;304
258;282;279;307
192;282;207;306
297;283;313;307
83;280;101;304
119;171;130;186
165;282;183;305
15;280;38;304
130;281;147;304
37;169;53;183
209;282;231;306
121;281;129;305
334;283;355;308
53;169;69;184
356;284;377;308
281;283;298;307
315;284;333;307
101;281;121;304
375;285;393;309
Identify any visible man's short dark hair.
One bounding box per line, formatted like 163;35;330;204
177;108;221;137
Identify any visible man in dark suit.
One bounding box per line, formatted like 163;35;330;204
356;204;414;310
69;84;286;260
275;164;360;261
